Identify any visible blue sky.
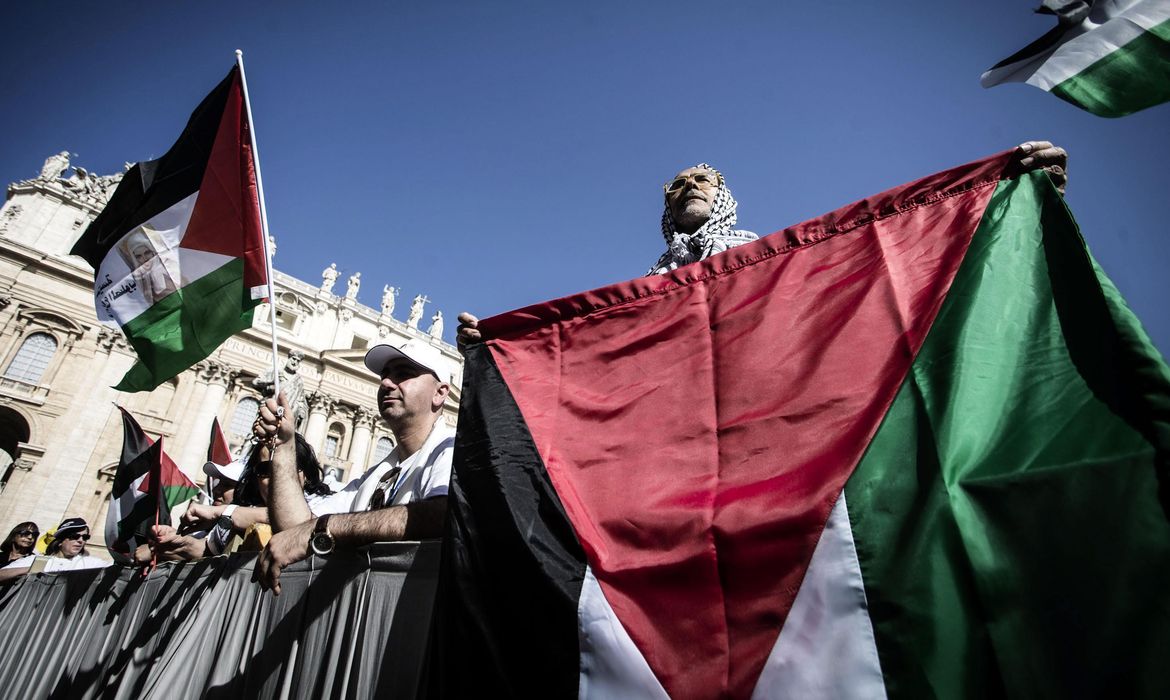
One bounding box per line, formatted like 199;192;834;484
3;1;1167;354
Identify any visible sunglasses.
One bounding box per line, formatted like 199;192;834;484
664;171;721;194
16;531;37;537
61;532;90;541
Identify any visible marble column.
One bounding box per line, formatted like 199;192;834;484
303;391;335;453
347;407;377;472
176;362;233;481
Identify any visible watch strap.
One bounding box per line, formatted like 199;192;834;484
314;514;332;536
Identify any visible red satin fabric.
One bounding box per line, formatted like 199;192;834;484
481;152;1012;699
180;67;266;290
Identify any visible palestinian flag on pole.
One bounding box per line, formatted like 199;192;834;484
70;65;268;392
208;416;232;467
105;407;201;562
203;416;233;501
981;0;1170;117
430;153;1170;698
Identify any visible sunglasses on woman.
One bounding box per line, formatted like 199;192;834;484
16;531;37;537
61;532;90;541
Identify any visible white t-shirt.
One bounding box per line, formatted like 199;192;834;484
311;421;454;516
9;553;112;573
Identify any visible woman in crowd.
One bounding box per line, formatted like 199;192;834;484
1;521;39;566
0;517;111;583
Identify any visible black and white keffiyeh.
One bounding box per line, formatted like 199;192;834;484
647;163;758;276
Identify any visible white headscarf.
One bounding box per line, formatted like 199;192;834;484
647;163;758;275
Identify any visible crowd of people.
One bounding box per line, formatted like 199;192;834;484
0;334;455;593
0;143;1067;591
0;517;110;582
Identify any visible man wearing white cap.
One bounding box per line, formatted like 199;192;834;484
252;338;454;594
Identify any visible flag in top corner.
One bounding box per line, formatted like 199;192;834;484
981;0;1170;117
71;65;269;392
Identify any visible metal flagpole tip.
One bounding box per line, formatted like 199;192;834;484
235;49;243;57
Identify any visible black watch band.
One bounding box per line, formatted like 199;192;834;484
309;514;335;556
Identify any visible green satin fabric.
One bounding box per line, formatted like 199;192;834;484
1052;18;1170;118
845;173;1170;698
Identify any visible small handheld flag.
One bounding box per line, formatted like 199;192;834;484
105;407;200;562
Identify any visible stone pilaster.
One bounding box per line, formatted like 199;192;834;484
347;406;378;473
303;391;336;453
175;361;235;480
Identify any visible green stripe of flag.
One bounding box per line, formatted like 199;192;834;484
116;258;258;392
163;484;201;507
844;172;1170;697
1052;18;1170;118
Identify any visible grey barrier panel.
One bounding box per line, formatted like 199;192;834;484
0;541;440;700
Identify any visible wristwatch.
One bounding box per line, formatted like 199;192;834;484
310;514;334;556
216;504;238;531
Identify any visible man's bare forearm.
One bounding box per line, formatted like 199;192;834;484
329;496;448;545
231;506;269;530
267;439;313;531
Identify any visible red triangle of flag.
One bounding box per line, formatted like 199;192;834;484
179;67;267;291
207;417;233;466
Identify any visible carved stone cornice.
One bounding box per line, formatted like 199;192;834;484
352;405;379;430
95;327;130;353
196;360;234;386
306;390;336;416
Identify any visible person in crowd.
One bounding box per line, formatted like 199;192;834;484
205;457;244;507
455;142;1069;344
0;518;110;583
136;434;332;561
1;522;39;567
250;338;453;595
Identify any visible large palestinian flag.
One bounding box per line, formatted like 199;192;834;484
70;66;267;392
105;407;201;562
981;0;1170;117
430;153;1170;698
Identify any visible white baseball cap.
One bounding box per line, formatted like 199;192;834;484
364;338;449;383
203;459;246;483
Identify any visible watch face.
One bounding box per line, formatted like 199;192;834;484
310;532;334;556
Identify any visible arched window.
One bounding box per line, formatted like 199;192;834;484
4;333;57;384
372;436;394;464
324;422;346;459
229;397;260;437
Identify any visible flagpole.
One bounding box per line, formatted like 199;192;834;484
149;436;163;575
235;49;281;403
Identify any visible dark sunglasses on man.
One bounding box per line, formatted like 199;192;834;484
663;171;722;193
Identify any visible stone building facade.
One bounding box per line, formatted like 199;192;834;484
0;155;463;553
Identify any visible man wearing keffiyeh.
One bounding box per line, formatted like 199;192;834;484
647;163;759;276
455;141;1068;344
